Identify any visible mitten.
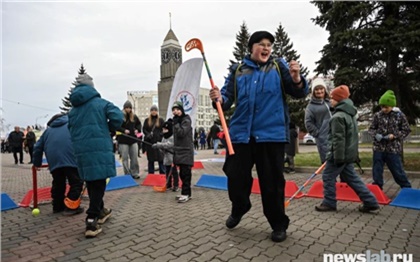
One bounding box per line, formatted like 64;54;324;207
173;116;180;125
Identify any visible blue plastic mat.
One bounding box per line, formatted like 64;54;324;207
390;188;420;210
1;193;19;211
106;175;139;191
195;174;227;191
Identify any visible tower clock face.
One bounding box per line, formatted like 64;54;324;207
173;50;182;62
161;49;171;63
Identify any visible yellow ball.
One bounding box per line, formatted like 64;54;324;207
32;208;40;217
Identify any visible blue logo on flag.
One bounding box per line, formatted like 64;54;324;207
176;91;195;113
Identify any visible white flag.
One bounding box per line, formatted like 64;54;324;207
166;57;203;131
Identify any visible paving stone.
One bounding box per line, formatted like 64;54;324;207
1;150;419;262
325;242;347;253
191;249;220;261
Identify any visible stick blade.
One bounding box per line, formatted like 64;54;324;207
153;185;167;192
185;38;203;52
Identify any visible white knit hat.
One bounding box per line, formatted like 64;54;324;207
311;78;326;89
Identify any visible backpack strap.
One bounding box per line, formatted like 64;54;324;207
273;60;287;101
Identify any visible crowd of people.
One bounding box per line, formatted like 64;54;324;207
4;30;413;242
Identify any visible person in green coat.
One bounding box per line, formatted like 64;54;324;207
68;73;123;238
315;85;379;213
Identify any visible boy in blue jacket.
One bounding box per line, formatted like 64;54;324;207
209;31;308;242
33;113;84;215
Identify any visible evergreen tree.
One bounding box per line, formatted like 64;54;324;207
272;22;310;130
222;22;250;126
312;1;420;124
272;22;309;78
229;21;250;69
60;64;87;114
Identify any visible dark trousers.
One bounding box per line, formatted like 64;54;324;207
28;146;34;163
12;146;23;164
178;164;192;196
373;151;412;189
165;165;179;188
86;179;107;219
51;167;83;211
148;161;165;174
223;139;289;232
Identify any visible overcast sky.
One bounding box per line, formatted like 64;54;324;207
1;1;329;131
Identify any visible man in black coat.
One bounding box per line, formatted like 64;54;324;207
8;126;25;164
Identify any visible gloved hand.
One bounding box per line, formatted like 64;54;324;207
152;143;157;149
173;116;180;125
383;135;389;140
375;134;383;141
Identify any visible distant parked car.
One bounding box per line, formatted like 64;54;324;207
303;133;316;144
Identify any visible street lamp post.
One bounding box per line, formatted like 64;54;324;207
35;114;49;129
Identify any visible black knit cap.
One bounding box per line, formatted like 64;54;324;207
248;31;275;51
162;119;173;138
162;119;173;130
123;100;132;109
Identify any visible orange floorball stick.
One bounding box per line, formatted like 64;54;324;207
185;38;235;155
284;162;327;208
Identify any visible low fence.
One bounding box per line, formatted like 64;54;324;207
359;126;420;143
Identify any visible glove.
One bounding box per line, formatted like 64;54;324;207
152;143;157;149
375;134;383;141
173;116;180;125
383;135;389;140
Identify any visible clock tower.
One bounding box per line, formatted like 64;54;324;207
158;28;182;117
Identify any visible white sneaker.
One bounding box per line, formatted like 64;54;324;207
177;195;191;203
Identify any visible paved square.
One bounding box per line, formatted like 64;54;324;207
1;149;419;262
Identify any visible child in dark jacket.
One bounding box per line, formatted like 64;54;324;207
33;113;84;215
152;119;179;191
171;101;194;203
315;85;379;213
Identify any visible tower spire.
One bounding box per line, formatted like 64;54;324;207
169;12;172;29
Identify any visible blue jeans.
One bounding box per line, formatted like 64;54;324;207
213;139;220;153
322;159;378;208
372;151;411;189
148;161;165;174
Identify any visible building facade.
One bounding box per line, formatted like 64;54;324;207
127;27;220;132
126;91;158;122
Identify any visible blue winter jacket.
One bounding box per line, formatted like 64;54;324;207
33;115;78;172
220;56;309;143
68;84;123;181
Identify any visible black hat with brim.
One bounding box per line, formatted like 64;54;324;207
248;31;275;50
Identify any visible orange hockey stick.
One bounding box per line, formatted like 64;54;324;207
185;38;234;155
